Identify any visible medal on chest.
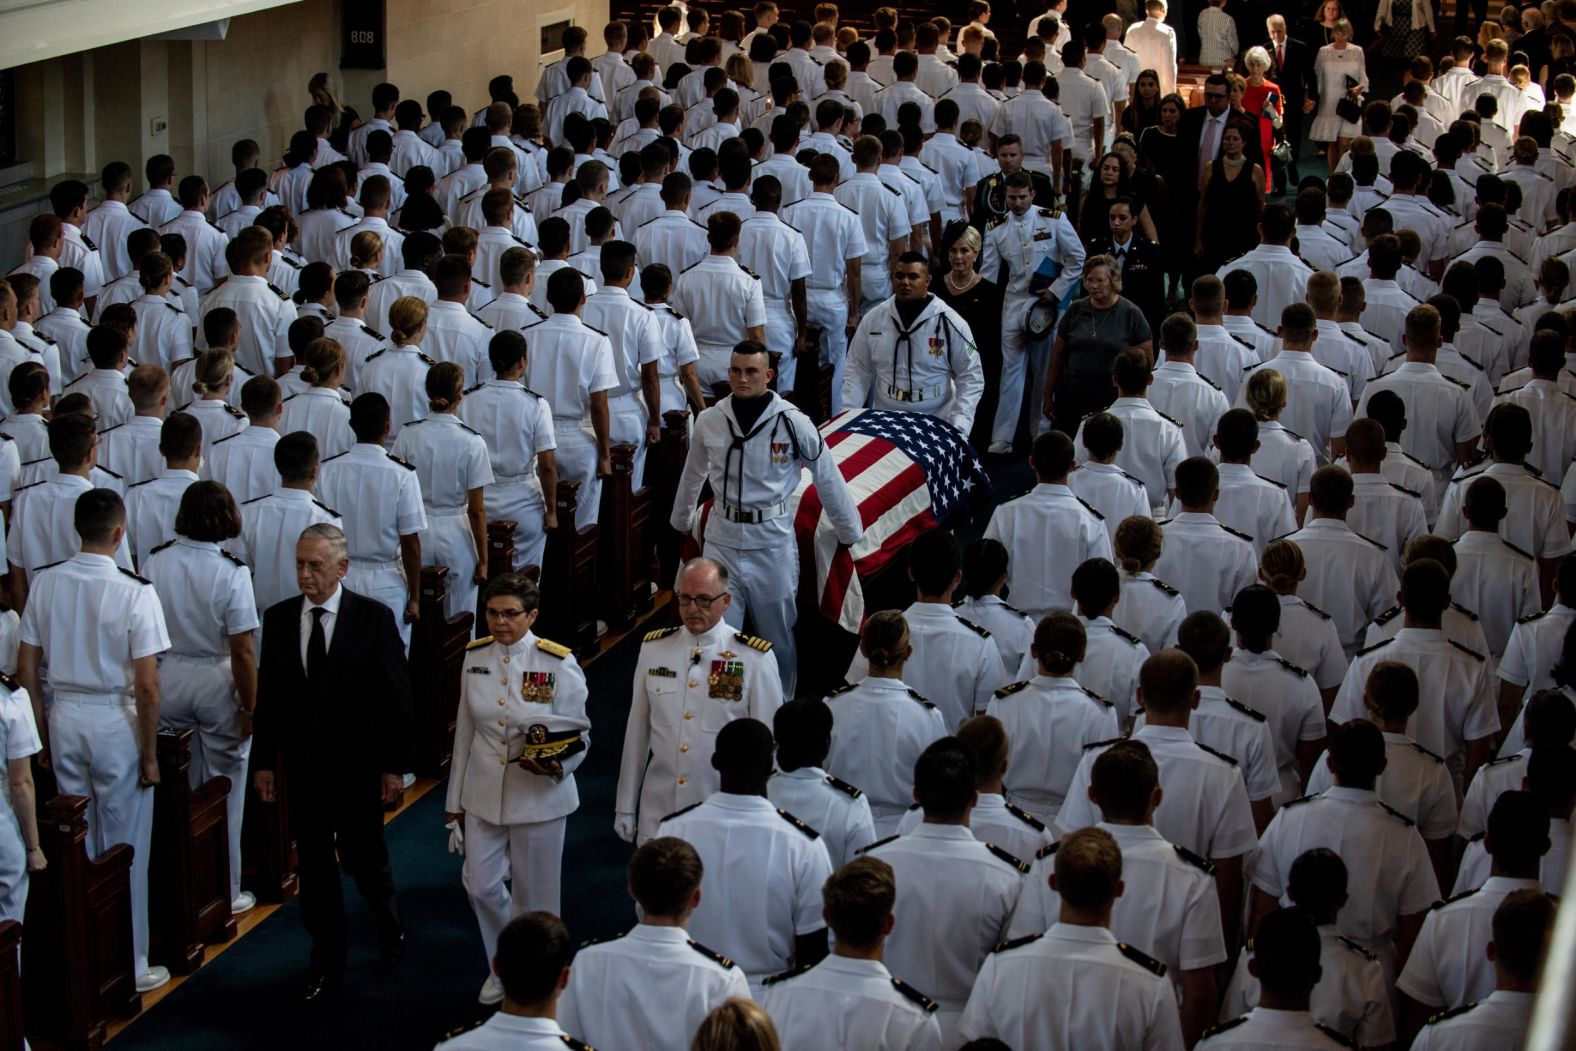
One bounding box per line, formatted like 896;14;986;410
928;335;945;356
709;658;744;700
769;441;792;464
521;670;556;702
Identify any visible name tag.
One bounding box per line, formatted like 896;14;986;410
466;666;490;676
648;666;677;678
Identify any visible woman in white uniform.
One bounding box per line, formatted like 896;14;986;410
184;350;250;449
142;481;260;915
0;673;43;925
1111;515;1187;657
446;573;589;1005
362;297;435;440
280;336;354;460
391;362;493;620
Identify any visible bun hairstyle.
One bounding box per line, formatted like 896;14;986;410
1113;515;1164;574
388;296;429;346
1033;611;1086;676
300;337;345;388
859;609;910;669
192;349;235;397
425;361;466;412
1260;538;1307;594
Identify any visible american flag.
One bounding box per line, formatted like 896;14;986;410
694;408;992;633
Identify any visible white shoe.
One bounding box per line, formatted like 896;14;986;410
230;891;257;916
987;440;1013;455
136;966;172;993
479;974;505;1005
401;773;415;789
595;620;609;640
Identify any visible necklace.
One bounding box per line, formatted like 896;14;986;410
1090;299;1117;337
945;270;978;293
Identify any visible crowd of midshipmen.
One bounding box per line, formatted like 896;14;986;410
0;0;1574;1048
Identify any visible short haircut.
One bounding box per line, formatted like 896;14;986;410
1031;429;1075;479
1053;826;1122;910
1214;407;1259;461
159;410;202;461
274;430;321;483
74;488;124;545
1400;557;1451;621
1463;475;1508;527
7;362;48;411
49;411;97;469
821;856;897;949
1090;739;1159;822
240;374;281;419
1492;889;1556;983
1328;719;1386;784
1176;611;1230;675
547;266;587;313
1486;790;1552;870
1364;659;1420;722
1111;345;1151;394
773;697;832;771
907;527;961;596
203;307;240;350
86;323;130;369
913;737;977;821
1080;411;1124;458
175;479;242;543
493;912;572;1006
1308;464;1353;515
1253;908;1323;993
1137;649;1198;716
627;836;705;918
1286;848;1348;921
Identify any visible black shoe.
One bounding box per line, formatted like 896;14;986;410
301;971;341;1004
380;927;406;969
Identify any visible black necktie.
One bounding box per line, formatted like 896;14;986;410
308;607;328;682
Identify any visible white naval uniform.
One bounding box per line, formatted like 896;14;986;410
434;1013;588;1050
197;275;296;379
669;255;767;386
1278;519;1400;656
522;313;617;532
861;823;1027;1042
1497;603;1576;748
1238;351;1352;466
833;172;910;313
83;201;145;283
143;538;258;902
895;791;1058;864
20;553;170;981
843;294;984;432
1435;460;1571;562
234;488;342;614
57;223;105;300
1146;686;1280;803
558;923;750;1051
987;676;1119;821
183;398;249;453
782;191;867;413
958;922;1182;1050
62;368;134;433
1453;819;1568;895
1216;246;1314;330
1220;649;1330;804
159;210;230;294
1409;989;1534;1051
1209;463;1296;553
1151;512;1258;616
1356;363;1480;489
11;473;134;574
331;216;404;280
1346;471;1428;573
1112;573;1185;658
1220;923;1395;1047
671;391;862;693
1013;615;1150;727
1150;361;1229;458
390;414;494;621
1198;1008;1355;1049
767;766;877;868
658;791;832;989
1247;420;1317;501
1458;749;1530;839
124;469;197;568
448;632;588;965
982;482;1111;618
1493;378;1576;481
314;444;427;651
36;307;90;387
583;286;664;482
983;206;1086;447
279;386;352;462
760;954;943;1051
1074;398;1185;513
1058;724;1259;863
955;595;1034;675
422;300;493;383
129;295;193;372
1400;874;1542;1013
616;622;784;842
736;212;812;390
365;269;438;340
919;132;982;223
0;678;40;923
1;413;49;472
633;211;709;285
1195;324;1263;403
458;380;556;572
845;601;1011;733
201;427;280;506
1007;822;1227;1001
824;676;948;834
1068;462;1151;544
361;344;435;440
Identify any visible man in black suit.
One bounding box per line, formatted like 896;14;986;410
252;522;413;1003
1086;197;1168;333
1265;14;1316;186
1177;74;1266;202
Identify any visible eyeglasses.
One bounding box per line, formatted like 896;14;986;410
676;592;726;608
1204;91;1228;100
485;607;529;619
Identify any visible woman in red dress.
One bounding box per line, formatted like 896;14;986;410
1238;50;1284;195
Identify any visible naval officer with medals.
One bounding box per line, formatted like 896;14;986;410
446;572;590;1007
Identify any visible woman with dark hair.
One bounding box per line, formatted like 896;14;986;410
269;129;318;216
1079;151;1158;244
933;221;1002;447
143;479;259;917
280;337;353;459
954;536;1035;674
298;166;357;265
1139;94;1190;293
391;165;443;231
1120;70;1166;135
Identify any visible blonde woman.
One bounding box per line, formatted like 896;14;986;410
185;349;249;447
280;337;354;460
390;362;493;620
362;296;436;440
309;71;357;153
1242;369;1316;521
692;999;781;1051
1310;18;1369;170
1252;538;1348;706
726;53;766;125
349;230;384;282
1111;514;1186;657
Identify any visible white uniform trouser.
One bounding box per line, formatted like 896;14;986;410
50;692;155;978
658;375;688;416
461;813;565;968
606;391;650;485
991;290;1048;446
807;288;849;414
483;480;548;572
157;655;251;903
870;802;907;838
696;342;732;388
553;419;602;531
0;813;25;924
762;299;797;391
859;254;892;315
346;559;411;652
421;508;478;621
709;539;799;696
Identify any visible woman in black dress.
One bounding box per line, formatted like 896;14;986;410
1196;123;1265;269
309;72;359;154
935;222;1002;449
1079;152;1159;244
1139;94;1190;297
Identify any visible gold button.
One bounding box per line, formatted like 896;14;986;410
678;776;687;784
497;719;505;726
689;680;698;688
500;758;507;765
498;699;505;706
500;737;507;743
684;711;693;720
680;744;689;752
502;655;510;664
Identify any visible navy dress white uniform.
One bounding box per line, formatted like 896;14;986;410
0;676;40;924
782;190;866;412
1278;518;1400;656
143;537;258;907
982;206;1086;448
670;256;768;385
1069;462;1152;545
767;767;877;868
736;212;813;390
458;379;556;572
1237;352;1353;466
124;468;198;568
361;343;435;440
434;1014;589;1050
831;171;909;312
844;602;1012;732
1409;990;1535;1050
633;212;708;284
558;923;750;1051
1197;1008;1356;1049
1453;533;1540;658
12;473;134;574
1248;421;1318;501
1356;362;1480;489
523;313;617;532
1144;685;1281;804
860;824;1027;1043
1195;324;1264;403
98;417;164;489
1016;615;1151;726
1360;604;1491;667
279;387;353;461
958;921;1183;1050
197;276;296;380
1220;922;1395;1047
1074;399;1186;513
1348;472;1428;573
183;398;249;449
824;677;948;835
1220;650;1332;806
895;791;1058;862
1250;787;1441;973
671;390;863;693
1151;360;1231;457
955;595;1035;675
1210;464;1297;554
1398;873;1544;1012
1151;512;1258;615
1330;630;1499;790
1436;460;1571;564
20;552;170;984
314;445;427;651
983;482;1112;618
200;427;280;505
1115;573;1187;656
1058;725;1259;862
761;953;943;1051
390;415;494;622
843;294;984;431
1459;750;1533;839
1496;603;1576;750
448;632;589;970
64;367;134;432
234;489;342;615
617;623;784;842
583;285;664;483
658;791;832;990
987;677;1120;822
131;296;193;371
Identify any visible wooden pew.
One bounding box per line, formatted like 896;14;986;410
22;795;139;1051
646;409;691;586
599;443;654;630
411;565;475;779
486;519;517;580
789;324;833;424
0;920;21;1051
150;729;236;974
537;480;600;655
241;763;296;904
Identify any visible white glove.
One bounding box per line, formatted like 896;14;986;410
614;813;637;843
446;819;465;856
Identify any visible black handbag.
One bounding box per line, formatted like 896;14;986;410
1335;95;1363;123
